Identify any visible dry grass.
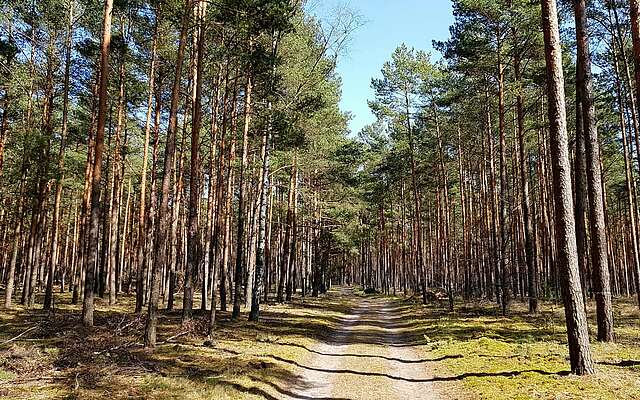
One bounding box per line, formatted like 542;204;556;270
0;290;353;399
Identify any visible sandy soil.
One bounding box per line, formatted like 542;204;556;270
285;291;439;400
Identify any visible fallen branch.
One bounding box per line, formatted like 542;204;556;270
93;331;187;355
0;325;38;346
159;331;188;344
116;318;140;333
114;315;127;331
25;374;65;382
93;341;141;355
7;375;66;384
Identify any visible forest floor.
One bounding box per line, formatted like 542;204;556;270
0;287;639;399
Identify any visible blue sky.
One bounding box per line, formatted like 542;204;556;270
308;1;455;135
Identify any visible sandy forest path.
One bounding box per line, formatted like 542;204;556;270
284;289;440;400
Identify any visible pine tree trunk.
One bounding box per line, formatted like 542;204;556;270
541;0;595;375
249;113;271;321
83;0;113;326
611;36;640;314
108;30;127;306
185;0;206;322
286;160;298;302
232;70;253;320
497;34;510;315
404;90;427;304
144;0;190;347
574;59;590;310
44;3;73;311
514;49;538;313
574;0;615;343
278;162;296;303
136;11;158;314
628;0;640;307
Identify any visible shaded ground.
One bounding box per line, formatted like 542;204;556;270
0;289;359;399
0;287;639;399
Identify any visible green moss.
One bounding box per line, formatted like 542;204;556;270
417;299;640;400
0;367;16;381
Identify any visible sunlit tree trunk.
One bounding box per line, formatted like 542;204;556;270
541;0;594;375
82;0;113;326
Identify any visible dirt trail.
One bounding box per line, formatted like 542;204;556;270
285;290;439;400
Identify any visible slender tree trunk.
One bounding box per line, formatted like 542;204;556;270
144;0;190;347
497;38;510;315
184;0;206;322
136;11;158;314
514;49;538;313
44;3;73;310
404;89;427;304
612;36;640;314
282;158;298;301
83;0;113;326
574;0;615;342
628;0;640;307
108;26;127;306
249;107;272;321
485;89;501;305
232;69;253;320
541;0;595;375
278;162;296;303
4;178;25;309
574;56;590;310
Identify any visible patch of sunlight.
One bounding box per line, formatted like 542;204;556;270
415;299;640;400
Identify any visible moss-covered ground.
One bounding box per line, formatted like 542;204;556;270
406;296;640;400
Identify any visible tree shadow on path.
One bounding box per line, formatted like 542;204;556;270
274;341;463;364
265;353;570;383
